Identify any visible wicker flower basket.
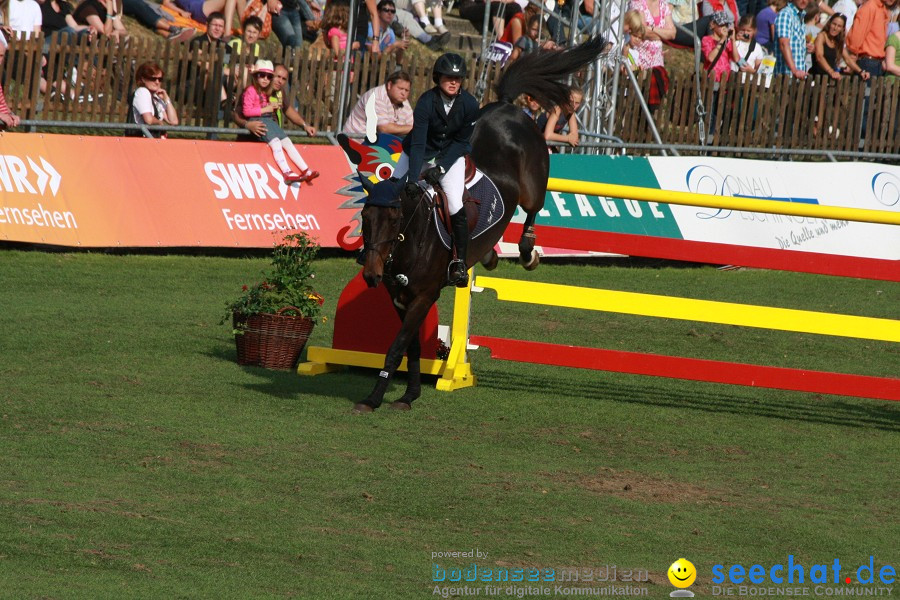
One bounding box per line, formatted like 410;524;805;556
233;307;315;370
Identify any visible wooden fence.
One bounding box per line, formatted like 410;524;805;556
3;35;898;155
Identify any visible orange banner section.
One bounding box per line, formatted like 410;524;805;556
0;132;363;249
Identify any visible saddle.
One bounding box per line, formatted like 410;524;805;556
421;156;506;253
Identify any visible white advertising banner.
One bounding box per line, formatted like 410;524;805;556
647;158;900;260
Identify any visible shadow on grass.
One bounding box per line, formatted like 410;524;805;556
477;368;900;433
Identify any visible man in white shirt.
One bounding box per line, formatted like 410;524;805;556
9;0;42;38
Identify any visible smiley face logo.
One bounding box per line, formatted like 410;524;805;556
668;558;697;588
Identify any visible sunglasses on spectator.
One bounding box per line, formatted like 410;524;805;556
146;75;164;81
256;73;273;78
380;7;395;12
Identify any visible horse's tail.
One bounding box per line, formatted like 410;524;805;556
494;36;606;110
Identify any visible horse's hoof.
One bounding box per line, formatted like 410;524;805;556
480;249;499;271
520;249;540;271
389;401;412;411
352;403;375;414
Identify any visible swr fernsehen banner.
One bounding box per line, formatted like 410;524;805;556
0;132;364;249
520;155;900;261
1;132;898;260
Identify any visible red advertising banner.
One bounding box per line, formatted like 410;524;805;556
0;132;363;249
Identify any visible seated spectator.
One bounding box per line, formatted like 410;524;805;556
702;10;738;81
0;44;21;130
457;0;522;36
810;13;869;80
499;1;540;47
508;14;555;62
538;85;582;149
367;0;408;58
732;14;767;73
343;70;413;137
228;14;262;55
120;0;195;41
9;0;43;38
234;62;317;140
174;0;280;41
129;61;179;137
240;60;319;184
887;19;900;79
409;0;445;34
385;0;449;50
73;0;128;43
321;2;359;57
39;0;93;43
272;0;321;47
190;10;227;47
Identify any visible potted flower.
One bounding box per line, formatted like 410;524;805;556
226;232;325;369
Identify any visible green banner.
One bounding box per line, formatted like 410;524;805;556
538;155;684;239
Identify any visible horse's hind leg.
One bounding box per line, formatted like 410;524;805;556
518;211;540;271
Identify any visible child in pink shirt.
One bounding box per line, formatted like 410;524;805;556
240;60;318;185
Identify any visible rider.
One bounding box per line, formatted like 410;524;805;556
394;52;480;287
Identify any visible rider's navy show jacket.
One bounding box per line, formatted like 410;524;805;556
401;86;480;180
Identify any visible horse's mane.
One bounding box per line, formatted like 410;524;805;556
493;36;607;112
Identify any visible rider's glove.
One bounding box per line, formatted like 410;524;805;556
423;165;445;186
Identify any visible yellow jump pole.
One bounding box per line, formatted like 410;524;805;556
547;178;900;226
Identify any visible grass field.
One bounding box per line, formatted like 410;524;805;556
0;249;897;599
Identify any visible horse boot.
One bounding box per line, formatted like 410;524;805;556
448;210;469;288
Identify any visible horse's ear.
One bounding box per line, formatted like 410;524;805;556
358;171;376;194
338;133;363;165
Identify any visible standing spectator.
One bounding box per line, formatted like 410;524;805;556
539;85;583;149
846;0;897;77
327;0;381;53
886;19;900;78
755;0;782;53
802;2;820;71
831;0;860;31
240;60;319;184
774;0;811;78
732;14;767;73
343;70;413;137
0;44;21;130
367;0;408;58
457;0;522;36
630;0;676;111
702;0;739;27
9;0;42;38
622;9;646;71
73;0;128;42
702;10;738;81
810;12;869;79
129;61;179;137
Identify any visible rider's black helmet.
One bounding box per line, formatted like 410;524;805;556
432;53;467;84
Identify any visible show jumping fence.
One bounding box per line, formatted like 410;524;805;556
3;35;898;156
433;180;900;402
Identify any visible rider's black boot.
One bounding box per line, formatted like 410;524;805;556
448;210;469;288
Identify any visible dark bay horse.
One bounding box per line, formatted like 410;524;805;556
351;38;606;412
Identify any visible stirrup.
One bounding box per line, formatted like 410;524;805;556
447;259;468;287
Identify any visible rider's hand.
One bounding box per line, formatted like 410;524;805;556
423;165;444;186
403;182;421;198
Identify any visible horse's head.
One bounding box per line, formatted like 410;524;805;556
359;176;403;288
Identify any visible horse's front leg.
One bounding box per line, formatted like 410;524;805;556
390;334;420;411
354;296;432;413
518;210;540;271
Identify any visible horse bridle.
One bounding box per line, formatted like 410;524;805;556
362;189;431;279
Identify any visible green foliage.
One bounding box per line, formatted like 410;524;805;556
225;232;324;323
